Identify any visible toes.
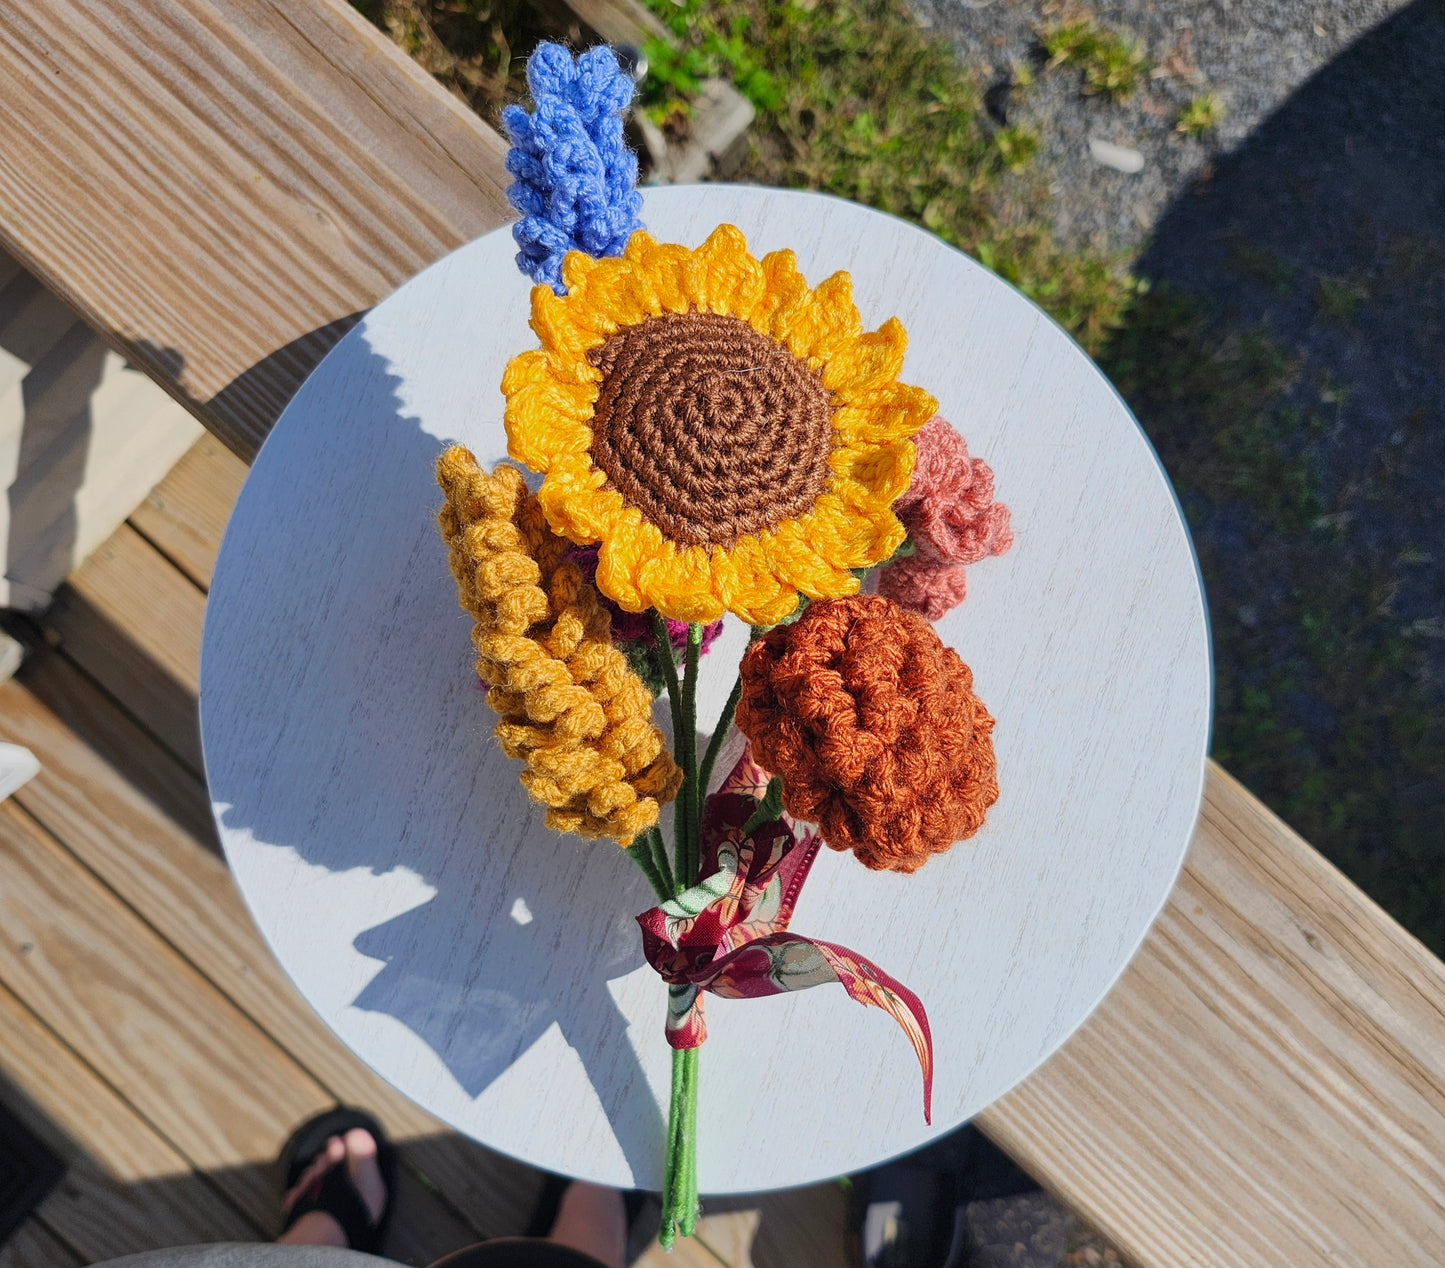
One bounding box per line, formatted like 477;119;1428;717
343;1127;377;1161
282;1135;345;1211
342;1128;387;1225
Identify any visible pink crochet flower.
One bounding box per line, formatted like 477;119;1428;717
879;416;1012;621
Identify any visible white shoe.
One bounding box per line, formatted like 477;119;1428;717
0;743;40;802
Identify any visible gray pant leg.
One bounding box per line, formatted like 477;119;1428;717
90;1244;401;1268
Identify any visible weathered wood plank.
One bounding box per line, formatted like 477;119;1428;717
3;654;542;1240
0;797;483;1261
978;761;1445;1267
0;979;261;1258
43;522;205;772
0;1220;82;1268
0;0;513;461
0;798;335;1229
746;1184;851;1268
10;649;219;853
129;432;248;590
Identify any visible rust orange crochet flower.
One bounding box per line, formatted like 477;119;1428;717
735;594;998;872
437;446;682;845
502;224;938;626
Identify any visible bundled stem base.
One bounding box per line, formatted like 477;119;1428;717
660;1045;700;1247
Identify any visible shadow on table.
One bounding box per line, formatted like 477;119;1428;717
205;330;668;1186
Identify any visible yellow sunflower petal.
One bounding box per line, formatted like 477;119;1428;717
749;249;811;337
691;224;761;316
776;271;863;366
639;543;727;623
573;254;660;331
535;456;623;543
559;250;604;295
529;284;600;369
502;226;945;626
504;356;599;473
623;232;694;314
595;513;664;612
764;518;859;599
803;492;905;570
830;438;917;506
822;318;908;396
713;536;799;627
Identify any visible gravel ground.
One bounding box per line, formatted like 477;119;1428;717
920;0;1445;870
913;0;1421;253
865;3;1444;1262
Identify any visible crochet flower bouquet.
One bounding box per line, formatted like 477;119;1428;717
436;44;1012;1247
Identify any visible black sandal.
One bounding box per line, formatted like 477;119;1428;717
278;1106;397;1253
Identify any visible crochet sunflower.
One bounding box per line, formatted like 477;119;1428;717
502;224;939;626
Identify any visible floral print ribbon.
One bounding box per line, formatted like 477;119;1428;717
637;746;935;1122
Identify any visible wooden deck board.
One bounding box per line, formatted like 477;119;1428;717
0;1221;82;1268
0;786;484;1263
0;979;260;1257
0;799;335;1228
129;432;248;590
4;652;544;1243
0;0;512;460
43;522;206;773
979;763;1445;1265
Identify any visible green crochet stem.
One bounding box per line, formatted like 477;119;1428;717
660;1043;700;1247
650;622;708;1245
681;623;702;890
646;825;674;899
698;670;742;805
625;836;669;903
650;613;690;889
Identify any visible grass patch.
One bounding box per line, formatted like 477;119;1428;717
1102;289;1445;952
1175;93;1224;137
640;0;1136;351
639;17;782;125
347;0;553;119
1039;18;1150;101
1315;273;1369;321
1229;238;1298;292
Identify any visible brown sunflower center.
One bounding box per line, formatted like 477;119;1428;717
586;310;836;549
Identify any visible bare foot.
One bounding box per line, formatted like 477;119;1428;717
278;1128;388;1247
547;1181;626;1268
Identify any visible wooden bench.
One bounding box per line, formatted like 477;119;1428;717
1;2;1442;1263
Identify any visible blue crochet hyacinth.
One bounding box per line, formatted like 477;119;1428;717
502;43;646;293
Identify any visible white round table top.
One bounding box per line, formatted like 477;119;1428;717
201;185;1211;1194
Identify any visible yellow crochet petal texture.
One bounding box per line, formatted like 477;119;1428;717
436;445;681;845
636;544;727;624
499;224;935;625
822;318;908;396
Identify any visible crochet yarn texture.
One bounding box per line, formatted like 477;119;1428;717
436;447;682;844
588;310;836;549
503;224;937;625
501;43;645;293
736;594;999;873
879;416;1013;621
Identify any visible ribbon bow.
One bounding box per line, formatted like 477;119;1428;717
637;748;935;1121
